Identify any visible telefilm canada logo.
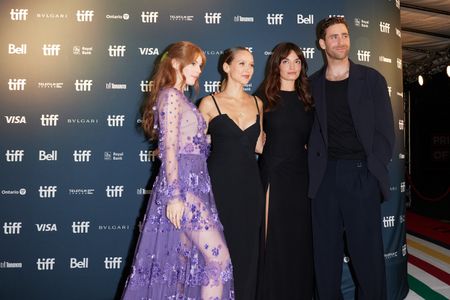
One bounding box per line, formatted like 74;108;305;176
38;82;63;89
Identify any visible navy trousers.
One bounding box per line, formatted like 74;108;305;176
312;160;387;300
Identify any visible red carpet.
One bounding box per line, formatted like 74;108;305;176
406;211;450;249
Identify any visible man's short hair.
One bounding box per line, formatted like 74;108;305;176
317;17;349;40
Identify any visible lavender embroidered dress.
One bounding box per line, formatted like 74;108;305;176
122;88;234;300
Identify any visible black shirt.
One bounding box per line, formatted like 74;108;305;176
325;78;365;160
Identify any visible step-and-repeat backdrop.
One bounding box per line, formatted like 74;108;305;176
0;0;407;299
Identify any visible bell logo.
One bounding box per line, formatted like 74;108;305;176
267;13;283;25
8;79;26;91
357;50;370;62
72;221;90;233
108;45;126;57
380;21;390;33
36;258;55;270
383;216;395;228
76;10;94;22
8;44;27;55
10;9;28;21
5;150;24;162
106;185;124;197
3;222;22;234
38;186;57;198
139;150;157;162
42;44;61;56
140;80;154;92
39;150;58;161
104;257;122;269
73;150;92;162
70;258;89;269
4;116;26;124
204;81;221;93
41;114;59;126
297;14;314;24
141;11;158;23
36;224;58;232
74;79;93;91
107;115;125;127
204;12;221;24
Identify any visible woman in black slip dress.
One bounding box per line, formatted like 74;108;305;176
199;47;265;300
255;42;314;299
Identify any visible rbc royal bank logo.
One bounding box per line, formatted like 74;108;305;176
140;80;154;92
8;79;26;91
38;186;57;198
73;150;92;162
8;44;27;55
357;50;370;62
267;13;283;25
141;11;158;23
108;45;126;57
72;221;90;233
106;186;124;197
5;150;24;162
4;116;26;124
204;81;221;93
380;21;390;33
104;257;122;269
42;44;61;56
41;114;59;126
204;12;221;24
107;115;125;127
3;222;22;234
10;9;28;21
74;79;93;91
76;10;94;22
37;258;55;270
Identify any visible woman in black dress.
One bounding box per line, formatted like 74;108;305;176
256;42;314;299
199;47;265;300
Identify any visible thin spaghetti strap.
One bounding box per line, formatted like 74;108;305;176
210;94;222;115
253;95;260;115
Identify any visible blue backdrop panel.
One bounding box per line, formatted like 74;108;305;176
0;0;407;299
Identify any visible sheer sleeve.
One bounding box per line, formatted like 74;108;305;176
157;89;185;203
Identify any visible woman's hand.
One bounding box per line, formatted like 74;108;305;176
255;131;266;154
166;199;184;229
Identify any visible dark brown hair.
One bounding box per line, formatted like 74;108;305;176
218;47;251;90
141;41;206;139
317;17;349;40
259;42;313;111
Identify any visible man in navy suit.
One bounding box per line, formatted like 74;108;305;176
308;17;395;299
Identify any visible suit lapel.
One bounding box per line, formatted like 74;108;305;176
315;67;328;146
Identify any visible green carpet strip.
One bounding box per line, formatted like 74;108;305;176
408;274;447;300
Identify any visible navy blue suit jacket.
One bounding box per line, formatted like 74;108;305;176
308;60;395;200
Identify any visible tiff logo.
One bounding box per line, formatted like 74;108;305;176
8;44;27;55
10;9;28;21
396;28;401;38
72;221;90;233
108;45;126;57
4;116;26;124
104;257;122;269
140;80;154;92
267;13;284;25
74;79;93;91
8;79;26;91
5;150;24;162
399;120;404;130
107;115;125;127
383;216;395;228
380;21;390;33
38;186;57;198
139;150;157;162
3;222;22;234
70;258;88;269
106;185;124;197
204;12;221;24
400;182;406;193
36;258;55;270
41;114;59;126
73;150;92;162
76;10;94;22
357;50;370;62
204;81;221;93
302;47;315;59
141;11;158;23
388;86;392;97
42;44;61;56
397;58;402;69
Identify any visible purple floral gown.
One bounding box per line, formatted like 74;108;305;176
122;88;234;300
